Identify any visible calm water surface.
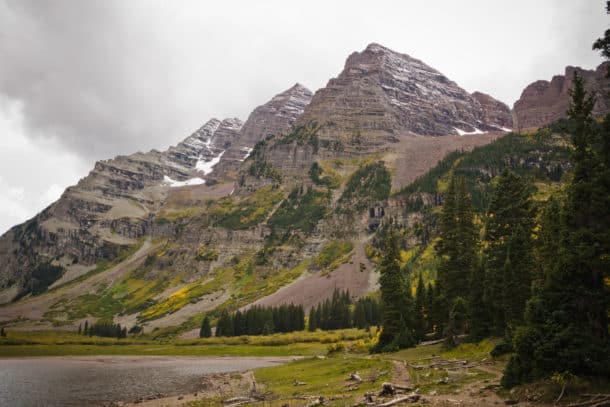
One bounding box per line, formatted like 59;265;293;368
0;356;291;406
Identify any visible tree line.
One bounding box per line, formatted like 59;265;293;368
199;291;382;338
78;320;127;339
307;289;381;331
201;303;305;338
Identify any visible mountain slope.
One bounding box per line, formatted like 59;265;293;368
0;84;311;302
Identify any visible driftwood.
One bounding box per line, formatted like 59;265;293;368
375;393;420;406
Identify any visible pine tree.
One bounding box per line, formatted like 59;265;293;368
414;274;426;341
0;327;5;337
467;260;488;341
84;320;89;336
483;170;533;335
445;296;468;348
373;224;415;352
200;316;212;338
78;324;82;335
503;73;610;387
353;301;366;329
436;176;478;338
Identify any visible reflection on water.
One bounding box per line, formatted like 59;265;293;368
0;356;287;406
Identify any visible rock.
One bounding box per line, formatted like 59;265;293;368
513;61;610;131
349;372;363;382
504;399;519;405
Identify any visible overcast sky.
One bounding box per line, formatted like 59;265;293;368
0;0;607;234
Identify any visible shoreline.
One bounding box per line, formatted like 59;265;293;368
0;354;299;363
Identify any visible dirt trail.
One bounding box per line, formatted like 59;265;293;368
0;239;156;325
391;360;413;388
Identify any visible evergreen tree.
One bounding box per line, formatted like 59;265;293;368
78;324;82;335
199;316;212;338
467;261;489;341
84;320;89;336
533;196;562;284
503;73;610;386
445;296;468;348
483;170;533;335
414;274;426;341
373;225;415;352
593;1;610;76
436;176;478;338
425;283;435;333
308;307;316;331
353;301;367;329
0;327;5;337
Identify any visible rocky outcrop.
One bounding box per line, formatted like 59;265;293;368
213;84;313;180
472;91;512;130
0;117;246;298
298;43;509;145
513;62;610;131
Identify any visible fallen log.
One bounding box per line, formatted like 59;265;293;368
376;393;420;406
224;396;255;404
565;394;610;407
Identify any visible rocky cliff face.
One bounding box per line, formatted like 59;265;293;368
212;84;313;180
513;62;610;131
0;117;246;296
298;43;511;145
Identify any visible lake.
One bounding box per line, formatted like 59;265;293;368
0;356;292;406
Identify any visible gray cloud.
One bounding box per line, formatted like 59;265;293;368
1;0;607;162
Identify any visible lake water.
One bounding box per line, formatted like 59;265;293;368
0;356;291;406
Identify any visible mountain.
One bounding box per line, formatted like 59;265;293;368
1;43;554;337
513;61;610;131
298;43;512;145
0;84;311;303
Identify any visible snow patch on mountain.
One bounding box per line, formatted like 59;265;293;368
196;150;225;175
163;175;205;188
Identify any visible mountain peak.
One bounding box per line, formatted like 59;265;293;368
287;82;310;92
363;42;393;54
299;44;511;140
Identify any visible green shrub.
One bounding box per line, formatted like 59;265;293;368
268;187;330;234
338;161;391;211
